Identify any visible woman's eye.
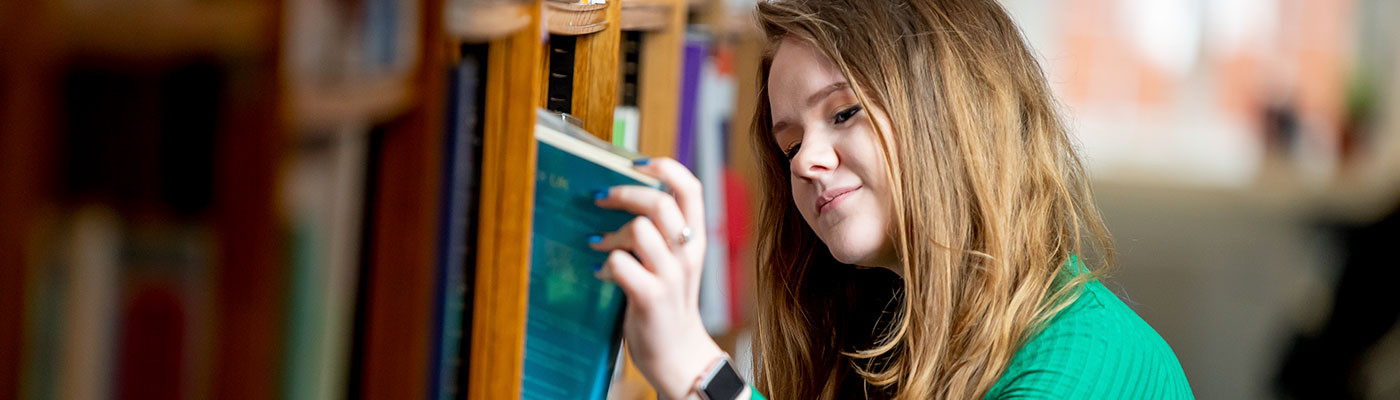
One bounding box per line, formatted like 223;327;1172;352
833;105;862;125
783;143;802;160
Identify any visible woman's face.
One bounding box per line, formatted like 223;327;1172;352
768;38;898;270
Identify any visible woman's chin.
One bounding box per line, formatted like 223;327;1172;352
827;246;879;267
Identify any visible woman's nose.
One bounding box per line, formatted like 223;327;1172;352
790;137;837;181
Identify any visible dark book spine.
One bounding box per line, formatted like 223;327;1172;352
431;43;487;400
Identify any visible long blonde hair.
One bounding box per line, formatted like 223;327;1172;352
748;0;1113;398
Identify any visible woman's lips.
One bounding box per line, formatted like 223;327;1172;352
816;185;861;215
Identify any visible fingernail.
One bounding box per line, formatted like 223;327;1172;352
632;158;650;166
586;234;603;244
592;189;608;200
592;263;603;272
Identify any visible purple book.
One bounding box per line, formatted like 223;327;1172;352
677;32;709;168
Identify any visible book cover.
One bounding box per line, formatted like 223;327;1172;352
521;109;660;400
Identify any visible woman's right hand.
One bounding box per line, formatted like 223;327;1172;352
590;157;726;400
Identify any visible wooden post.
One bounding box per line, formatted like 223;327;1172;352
544;0;623;140
574;1;623;139
468;0;544;399
635;0;685;159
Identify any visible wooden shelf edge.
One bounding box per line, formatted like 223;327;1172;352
546;2;610;36
621;1;672;31
468;8;544;396
291;76;416;130
57;1;271;56
447;2;532;43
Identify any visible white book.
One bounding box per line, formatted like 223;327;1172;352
695;47;735;336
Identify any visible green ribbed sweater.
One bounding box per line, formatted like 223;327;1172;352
745;265;1192;399
983;278;1194;399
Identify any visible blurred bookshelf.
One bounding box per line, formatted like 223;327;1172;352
1;0;767;398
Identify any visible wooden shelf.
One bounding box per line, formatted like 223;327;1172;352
291;76;415;129
468;2;544;398
447;1;532;43
57;2;271;57
546;1;610;36
621;0;674;31
633;0;685;159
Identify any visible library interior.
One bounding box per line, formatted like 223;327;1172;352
2;0;1399;398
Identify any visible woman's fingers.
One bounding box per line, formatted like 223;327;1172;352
588;216;681;281
633;158;705;232
596;249;659;309
595;185;689;249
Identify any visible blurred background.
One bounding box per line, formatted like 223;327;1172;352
1000;1;1400;398
1;0;1397;399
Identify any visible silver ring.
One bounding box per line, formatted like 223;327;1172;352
677;226;693;246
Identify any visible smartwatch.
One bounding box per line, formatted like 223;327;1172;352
695;357;746;400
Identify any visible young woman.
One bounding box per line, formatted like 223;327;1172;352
590;0;1193;398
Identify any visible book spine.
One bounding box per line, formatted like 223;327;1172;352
677;32;709;169
432;45;485;400
695;43;734;335
281;122;369;400
723;168;753;327
322;126;370;400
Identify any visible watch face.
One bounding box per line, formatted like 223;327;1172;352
703;361;745;400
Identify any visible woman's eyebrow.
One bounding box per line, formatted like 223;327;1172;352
771;119;792;136
771;81;849;132
806;81;850;109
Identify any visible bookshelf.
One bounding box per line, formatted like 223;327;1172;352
55;2;273;57
1;1;288;399
629;0;687;158
448;0;533;42
0;2;52;396
459;0;542;399
543;0;623;139
354;0;445;397
456;0;689;398
291;75;416;129
1;0;709;398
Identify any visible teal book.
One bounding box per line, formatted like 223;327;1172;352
521;109;660;400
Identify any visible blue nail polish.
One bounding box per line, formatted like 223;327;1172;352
592;263;603;272
587;234;603;244
592;190;608;200
632;158;650;166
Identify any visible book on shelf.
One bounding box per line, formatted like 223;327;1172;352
694;34;735;336
613;30;642;152
428;43;487;400
281;122;370;400
285;0;418;88
522;109;660;400
676;31;707;169
25;206;121;400
676;29;738;335
613;106;641;152
22;62;227;399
